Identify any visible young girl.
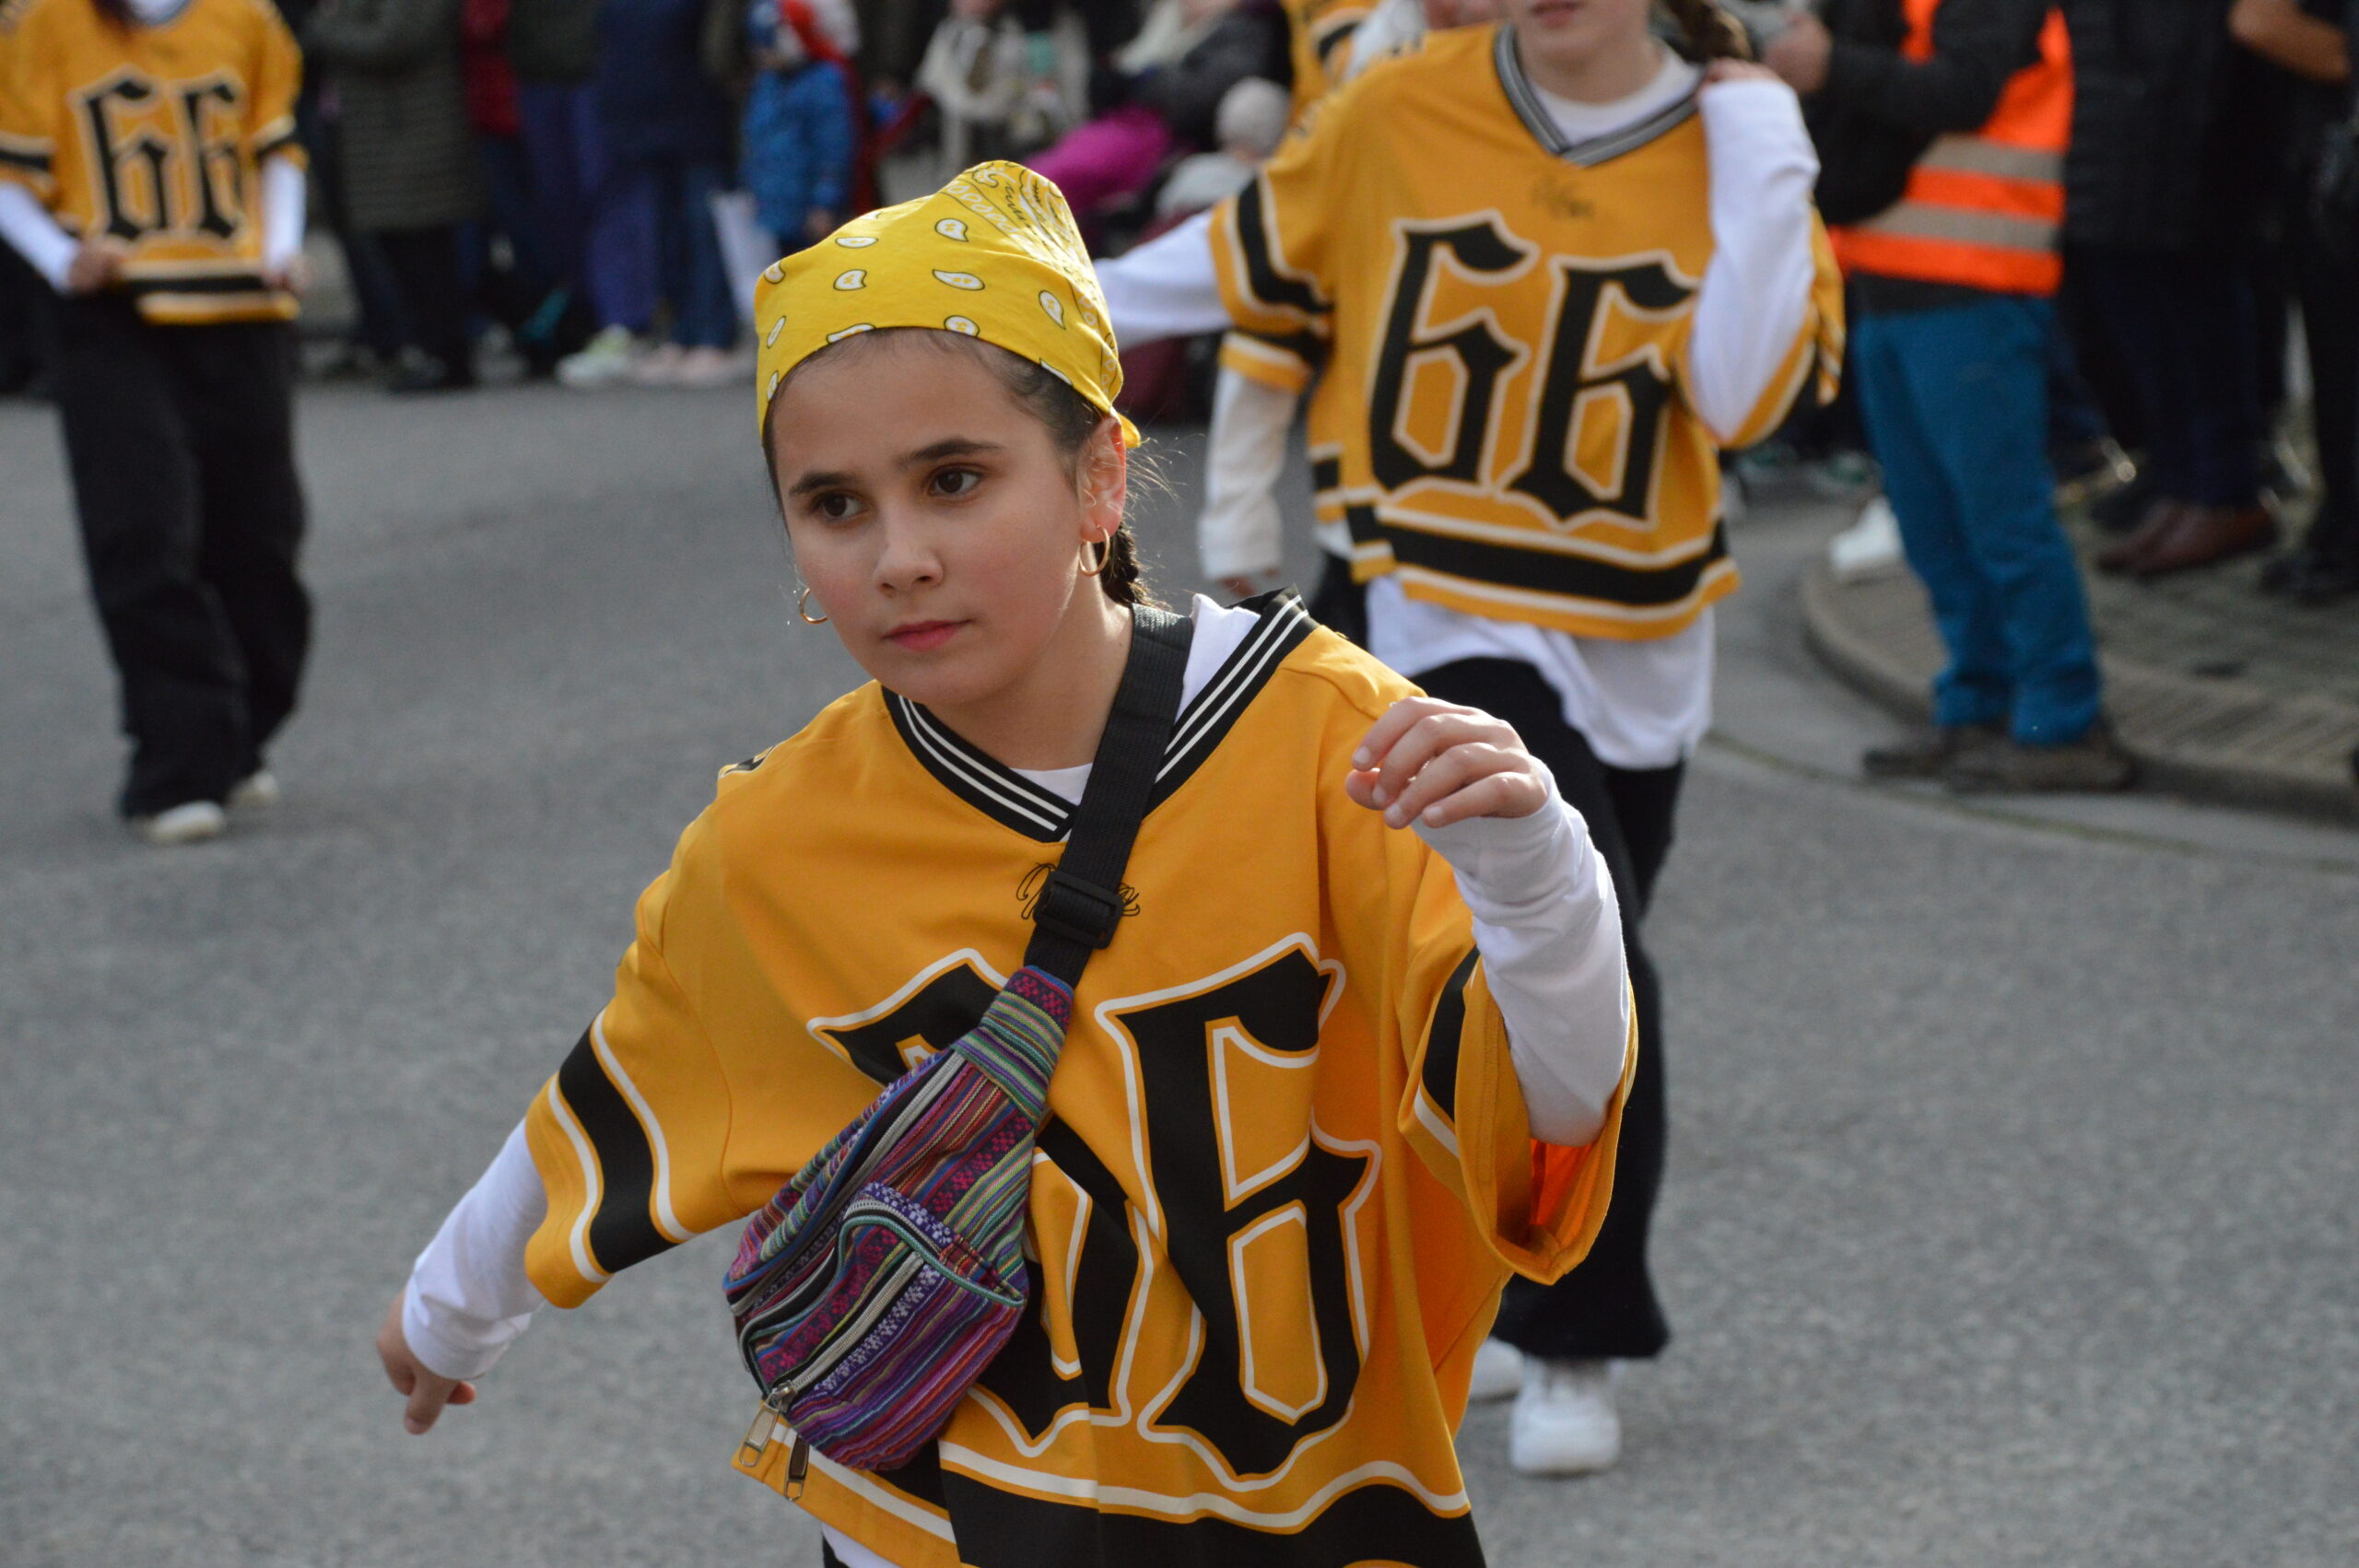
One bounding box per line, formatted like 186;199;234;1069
1095;0;1842;1474
378;162;1638;1568
0;0;312;843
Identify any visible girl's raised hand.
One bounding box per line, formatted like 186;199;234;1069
376;1291;478;1435
1347;696;1549;830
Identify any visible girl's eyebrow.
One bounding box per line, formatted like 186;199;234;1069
785;439;1004;499
902;438;1003;467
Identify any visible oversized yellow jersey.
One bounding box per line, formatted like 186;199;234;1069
1282;0;1367;122
0;0;302;323
522;596;1631;1568
1213;25;1844;639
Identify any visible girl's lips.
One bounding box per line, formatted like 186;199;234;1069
885;619;962;652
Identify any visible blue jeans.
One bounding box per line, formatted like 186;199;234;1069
517;81;604;303
1853;295;2103;745
589;155;735;349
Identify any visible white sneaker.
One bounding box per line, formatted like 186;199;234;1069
132;801;228;846
1509;1358;1620;1477
1828;494;1907;582
557;325;641;389
671;345;749;389
628;342;687;387
1467;1339;1525;1403
227;769;279;810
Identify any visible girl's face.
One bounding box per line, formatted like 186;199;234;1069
1502;0;1653;66
768;334;1125;713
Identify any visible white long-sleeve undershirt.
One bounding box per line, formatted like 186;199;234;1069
0;153;307;292
403;595;1629;1394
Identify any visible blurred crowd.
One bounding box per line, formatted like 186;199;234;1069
2;0;2354;615
0;0;1297;394
1750;0;2359;607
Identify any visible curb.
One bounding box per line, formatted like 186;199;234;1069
1800;559;2359;825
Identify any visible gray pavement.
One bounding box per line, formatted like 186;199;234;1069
2;383;2353;1567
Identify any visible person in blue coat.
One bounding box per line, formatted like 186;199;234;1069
741;0;861;253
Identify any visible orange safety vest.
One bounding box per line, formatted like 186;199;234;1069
1830;0;2072;296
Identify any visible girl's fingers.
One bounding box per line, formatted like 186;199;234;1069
1417;767;1550;829
402;1374;475;1435
1353;696;1474;773
1367;711;1517;810
1380;742;1515;827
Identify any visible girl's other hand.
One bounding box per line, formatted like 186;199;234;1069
63;238;127;296
262;252;311;295
1703;58;1784;87
1755;11;1831;92
1346;696;1549;829
376;1291;478;1434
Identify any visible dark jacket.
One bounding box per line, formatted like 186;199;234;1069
508;0;598;82
2058;0;2261;249
307;0;486;231
1136;2;1291;149
594;0;735;162
1812;0;2050;224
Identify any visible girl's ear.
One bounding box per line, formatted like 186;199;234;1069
1076;416;1130;542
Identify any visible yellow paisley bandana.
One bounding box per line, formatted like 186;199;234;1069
753;161;1140;448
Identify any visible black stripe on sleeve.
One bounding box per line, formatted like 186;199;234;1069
1310;454;1343;495
1232;176;1326;319
1382;519;1731;608
1421;951;1482;1124
0;146;52;174
252;128;302;160
554;1029;676;1275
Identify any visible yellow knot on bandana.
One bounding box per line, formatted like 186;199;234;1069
753;162;1139;448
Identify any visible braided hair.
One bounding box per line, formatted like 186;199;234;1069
1659;0;1753;61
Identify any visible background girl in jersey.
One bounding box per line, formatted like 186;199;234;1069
0;0;312;845
373;163;1640;1568
1096;0;1843;1475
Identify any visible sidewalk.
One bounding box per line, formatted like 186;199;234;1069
1802;507;2359;823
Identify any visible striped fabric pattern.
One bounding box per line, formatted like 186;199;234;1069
724;966;1072;1471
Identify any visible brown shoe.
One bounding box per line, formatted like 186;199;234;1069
2130;503;2278;579
1942;721;2137;793
2095;499;2187;574
1862;722;2002;779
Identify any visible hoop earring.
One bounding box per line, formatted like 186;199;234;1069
1078;534;1110;579
796;585;829;625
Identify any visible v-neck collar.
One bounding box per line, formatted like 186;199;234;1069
886;591;1319;842
1492;26;1699;169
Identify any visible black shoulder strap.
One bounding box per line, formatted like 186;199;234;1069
1022;604;1193;985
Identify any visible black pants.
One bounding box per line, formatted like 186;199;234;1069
1420;657;1682;1362
375;224;473;376
2066;243;2262;508
41;297;311;816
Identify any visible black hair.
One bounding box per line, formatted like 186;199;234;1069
763;328;1159;609
1659;0;1752;60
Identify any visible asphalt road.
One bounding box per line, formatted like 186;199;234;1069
2;380;2353;1568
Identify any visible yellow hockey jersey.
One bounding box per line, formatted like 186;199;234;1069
0;0;302;323
1281;0;1368;122
1212;25;1844;638
521;596;1631;1568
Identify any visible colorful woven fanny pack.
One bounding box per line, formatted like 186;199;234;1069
723;606;1192;1474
